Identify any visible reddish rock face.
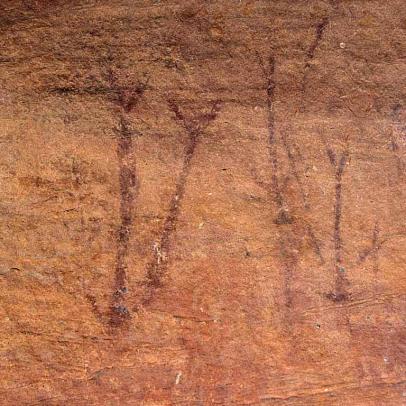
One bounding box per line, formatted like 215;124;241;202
0;1;405;404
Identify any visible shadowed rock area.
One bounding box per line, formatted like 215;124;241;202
0;0;405;404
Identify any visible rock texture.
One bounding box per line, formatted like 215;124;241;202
0;0;405;404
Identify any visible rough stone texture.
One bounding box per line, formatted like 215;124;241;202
0;0;405;404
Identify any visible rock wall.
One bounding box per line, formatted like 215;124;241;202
0;0;405;404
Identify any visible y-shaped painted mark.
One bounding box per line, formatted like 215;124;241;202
325;147;349;302
140;99;221;307
106;69;149;328
51;61;149;330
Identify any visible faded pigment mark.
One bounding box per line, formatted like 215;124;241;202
254;49;325;269
357;228;406;266
390;103;405;179
280;128;325;264
256;52;298;310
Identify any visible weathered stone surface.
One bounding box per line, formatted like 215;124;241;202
0;0;405;404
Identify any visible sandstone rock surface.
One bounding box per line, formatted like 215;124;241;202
0;0;405;404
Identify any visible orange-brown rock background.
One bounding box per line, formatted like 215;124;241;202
0;0;405;404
